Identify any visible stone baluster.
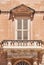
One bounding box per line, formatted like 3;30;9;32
39;42;40;46
40;42;42;46
8;41;11;46
34;42;37;46
18;42;19;46
29;42;32;46
12;42;14;46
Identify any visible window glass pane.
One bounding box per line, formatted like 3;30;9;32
23;31;28;40
23;19;28;29
17;31;22;40
17;19;22;29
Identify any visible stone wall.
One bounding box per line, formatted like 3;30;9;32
0;49;7;65
0;0;44;41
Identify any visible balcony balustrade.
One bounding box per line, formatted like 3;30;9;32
0;40;43;49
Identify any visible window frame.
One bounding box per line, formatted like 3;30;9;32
15;18;31;40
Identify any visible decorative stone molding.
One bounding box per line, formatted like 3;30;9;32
0;4;44;21
13;60;31;65
9;4;35;21
1;40;43;48
35;11;44;13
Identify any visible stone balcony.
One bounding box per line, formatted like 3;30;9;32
0;40;43;49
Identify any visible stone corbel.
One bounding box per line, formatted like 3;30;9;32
9;11;14;21
30;13;34;21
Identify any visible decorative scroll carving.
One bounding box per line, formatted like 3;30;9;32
6;49;43;65
7;49;38;58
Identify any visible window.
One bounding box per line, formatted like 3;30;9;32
16;18;30;40
23;19;28;29
16;61;29;65
17;19;22;29
17;31;22;40
23;31;28;40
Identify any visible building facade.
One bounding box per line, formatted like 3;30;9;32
0;0;44;65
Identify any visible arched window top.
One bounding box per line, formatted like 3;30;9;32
14;60;31;65
16;61;29;65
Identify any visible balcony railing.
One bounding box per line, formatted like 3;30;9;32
0;40;43;49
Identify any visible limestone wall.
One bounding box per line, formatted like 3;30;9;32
0;0;44;41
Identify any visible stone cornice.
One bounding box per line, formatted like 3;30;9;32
35;11;44;13
0;10;44;14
